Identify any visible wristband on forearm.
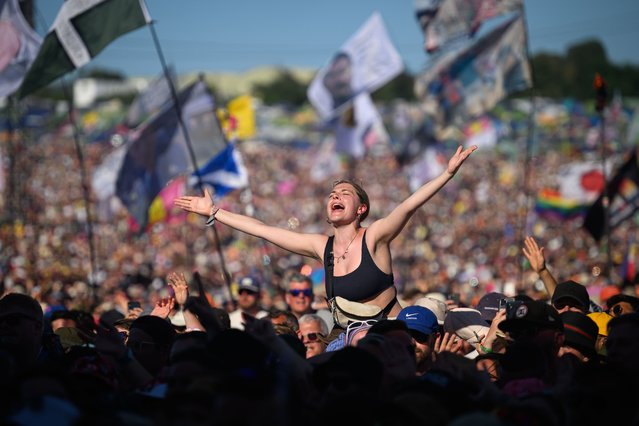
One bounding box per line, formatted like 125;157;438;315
205;207;220;227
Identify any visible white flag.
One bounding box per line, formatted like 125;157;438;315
307;12;404;121
0;0;42;98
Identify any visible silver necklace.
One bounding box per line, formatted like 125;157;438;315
333;231;358;264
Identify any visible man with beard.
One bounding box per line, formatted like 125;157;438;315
397;305;440;375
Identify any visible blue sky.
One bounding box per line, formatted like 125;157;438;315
35;0;639;77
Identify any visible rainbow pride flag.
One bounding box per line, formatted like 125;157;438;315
535;188;589;220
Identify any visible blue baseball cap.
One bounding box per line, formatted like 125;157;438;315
397;305;439;335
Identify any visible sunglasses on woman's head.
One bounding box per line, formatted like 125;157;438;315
288;289;312;298
346;320;377;332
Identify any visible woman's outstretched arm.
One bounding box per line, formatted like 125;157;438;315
369;145;477;245
174;187;326;259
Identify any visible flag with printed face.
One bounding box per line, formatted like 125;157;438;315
307;11;404;121
415;14;532;131
116;80;226;231
18;0;150;98
414;0;444;50
422;0;523;53
0;0;42;98
584;150;639;241
189;143;248;198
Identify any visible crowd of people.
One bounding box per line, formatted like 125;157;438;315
1;94;638;423
1;265;638;425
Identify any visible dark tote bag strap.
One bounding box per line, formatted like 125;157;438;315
324;235;335;299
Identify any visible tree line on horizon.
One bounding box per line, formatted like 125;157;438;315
32;39;639;109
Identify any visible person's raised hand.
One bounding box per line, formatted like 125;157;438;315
167;272;189;306
447;145;478;175
434;331;463;355
174;187;216;217
150;297;175;319
522;235;546;274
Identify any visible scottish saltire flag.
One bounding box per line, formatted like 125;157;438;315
307;12;404;121
116;80;226;231
126;67;175;128
18;0;150;98
0;0;42;98
189;143;248;198
415;13;532;131
422;0;523;53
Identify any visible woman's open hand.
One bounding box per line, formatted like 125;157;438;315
174;187;216;217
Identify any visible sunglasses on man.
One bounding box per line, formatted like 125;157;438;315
300;332;325;342
288;289;312;298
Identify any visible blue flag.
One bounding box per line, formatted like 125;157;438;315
189;143;248;198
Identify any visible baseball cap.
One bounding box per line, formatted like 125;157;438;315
414;297;447;325
238;276;260;293
476;292;505;323
499;300;563;334
397;305;439;336
561;311;598;359
443;308;489;344
551;280;590;311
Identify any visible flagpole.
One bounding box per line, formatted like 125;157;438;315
60;81;99;293
517;4;537;287
595;73;612;276
148;21;233;291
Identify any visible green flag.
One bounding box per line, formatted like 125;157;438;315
17;0;150;98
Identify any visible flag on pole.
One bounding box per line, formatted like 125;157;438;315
17;0;151;98
116;80;226;231
307;11;404;121
188;143;248;198
147;175;188;227
226;95;255;140
414;0;444;50
0;0;42;98
333;92;382;158
415;13;532;131
584;149;639;241
126;67;176;128
422;0;523;53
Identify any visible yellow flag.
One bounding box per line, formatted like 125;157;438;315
227;95;255;140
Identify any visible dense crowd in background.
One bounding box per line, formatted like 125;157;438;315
2;97;638;314
1;96;639;425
